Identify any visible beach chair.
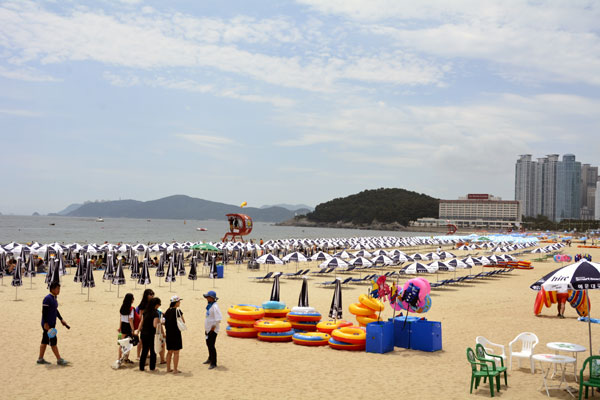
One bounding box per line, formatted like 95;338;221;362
476;344;508;388
467;347;501;397
508;332;538;373
250;271;273;280
578;355;600;399
283;270;303;278
318;277;352;287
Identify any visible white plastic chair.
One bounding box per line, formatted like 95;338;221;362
476;336;506;366
509;332;539;373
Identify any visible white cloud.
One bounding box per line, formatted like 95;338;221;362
0;65;59;82
0;108;42;117
176;133;234;148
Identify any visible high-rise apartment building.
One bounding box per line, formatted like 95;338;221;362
515;154;592;222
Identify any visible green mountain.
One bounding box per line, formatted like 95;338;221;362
305;188;439;226
66;195;303;223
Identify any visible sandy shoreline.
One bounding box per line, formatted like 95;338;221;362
2;243;599;399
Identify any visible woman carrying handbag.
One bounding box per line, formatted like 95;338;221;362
164;295;185;373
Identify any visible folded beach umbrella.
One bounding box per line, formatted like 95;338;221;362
138;260;151;286
82;259;95;288
103;253;115;282
156;253;165;277
130;256;140;279
188;257;198;281
328;278;343;320
269;274;281;302
45;257;55;287
176;252;185;276
25;254;36;277
74;254;85;283
48;258;61;289
165;256;176;283
298;277;309;307
112;258;126;286
11;257;23;287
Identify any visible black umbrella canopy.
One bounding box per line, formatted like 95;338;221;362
130;256;140;279
138;260;151;285
188;256;198;281
49;258;61;288
530;260;600;291
11;258;23;287
103;253;115;281
45;258;55;286
270;274;281;302
298;277;309;307
328;278;343;320
82;259;95;288
209;255;218;279
156;253;165;277
177;253;185;276
25;254;36;277
74;254;86;283
112;258;126;285
165;256;176;283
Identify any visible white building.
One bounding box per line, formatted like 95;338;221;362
439;194;521;229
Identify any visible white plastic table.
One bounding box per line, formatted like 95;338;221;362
533;354;576;398
547;342;586;382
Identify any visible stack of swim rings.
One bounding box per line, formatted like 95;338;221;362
262;300;291;320
226;304;265;338
255;319;294;342
553;254;573;263
533;288;590;317
316;319;353;334
348;294;384;327
329;326;367;351
292;331;331;346
286;306;322;331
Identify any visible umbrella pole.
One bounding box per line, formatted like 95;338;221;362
87;286;90;302
192;280;195;291
117;284;120;298
30;275;33;289
213;276;216;288
169;281;172;292
15;286;17;301
587;289;593;358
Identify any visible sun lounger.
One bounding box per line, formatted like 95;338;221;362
318;277;353;286
250;271;276;280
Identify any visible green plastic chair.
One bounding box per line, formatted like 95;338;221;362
579;355;600;399
467;347;500;397
476;343;508;388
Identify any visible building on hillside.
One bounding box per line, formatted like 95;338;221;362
438;194;521;229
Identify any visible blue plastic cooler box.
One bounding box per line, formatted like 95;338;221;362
389;316;421;348
217;264;224;278
410;320;442;352
366;321;394;354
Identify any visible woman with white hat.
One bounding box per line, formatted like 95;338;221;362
164;295;185;373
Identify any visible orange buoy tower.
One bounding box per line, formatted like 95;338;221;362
222;213;253;242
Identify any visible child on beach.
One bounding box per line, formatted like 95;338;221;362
137;297;163;371
118;293;135;362
164;295;185;373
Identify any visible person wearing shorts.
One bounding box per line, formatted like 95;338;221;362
38;282;69;365
557;290;569;318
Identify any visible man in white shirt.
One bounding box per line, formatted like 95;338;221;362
203;290;222;369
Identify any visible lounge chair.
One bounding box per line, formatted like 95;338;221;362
250;271;274;280
318;277;353;286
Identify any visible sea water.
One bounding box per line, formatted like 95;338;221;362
0;215;430;244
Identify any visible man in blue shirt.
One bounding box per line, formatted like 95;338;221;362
37;282;69;365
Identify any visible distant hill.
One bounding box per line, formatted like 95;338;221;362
302;188;439;227
52;203;83;216
65;195;300;222
261;203;313;212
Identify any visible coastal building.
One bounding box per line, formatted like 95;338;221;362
438;194;521;229
515;154;593;222
595;178;600;221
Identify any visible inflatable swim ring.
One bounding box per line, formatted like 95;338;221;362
257;330;294;342
291;321;319;332
349;302;376;316
328;338;365;351
316;320;353;334
292;332;330;346
254;319;292;333
358;294;384;312
356;314;378;326
534;291;544;315
263;308;290;318
331;326;366;345
262;300;285;310
226;326;258;338
290;306;316;314
227;317;256;328
287;312;322;323
228;305;265;320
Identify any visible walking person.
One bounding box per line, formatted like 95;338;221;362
164;295;185;373
556;288;568;318
117;293;135;363
203;290;222;370
37;282;69;365
137;297;163;371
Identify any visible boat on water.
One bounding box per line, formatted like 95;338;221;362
196;227;207;231
96;217;104;222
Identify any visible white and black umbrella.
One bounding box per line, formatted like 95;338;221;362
165;256;176;292
74;255;85;283
11;257;23;300
25;254;36;288
400;262;436;274
138;260;151;286
352;250;372;258
270;274;281;302
176;253;186;277
347;256;373;268
48;258;61;289
82;259;95;301
531;259;600;357
298;277;309;307
112;258;126;297
102;253;115;287
328;278;343;320
188;256;198;291
333;250;353;259
310;251;333;262
371;255;394;266
130;256;140;280
319;257;349;269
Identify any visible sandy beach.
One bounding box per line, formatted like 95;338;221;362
2;243;599;400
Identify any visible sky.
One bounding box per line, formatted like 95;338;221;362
1;0;599;215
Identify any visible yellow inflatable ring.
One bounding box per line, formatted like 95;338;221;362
356;315;378;325
331;326;367;345
263;308;290;318
228;305;265;320
316;320;353;334
227;318;255;328
226;326;258;338
254;319;292;333
359;294;384;312
349;302;375;316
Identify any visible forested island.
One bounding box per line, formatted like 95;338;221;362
278;188;439;230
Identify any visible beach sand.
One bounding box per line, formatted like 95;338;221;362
2;244;599;399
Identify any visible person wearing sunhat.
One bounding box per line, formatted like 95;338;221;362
164;295;185;373
203;290;222;369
